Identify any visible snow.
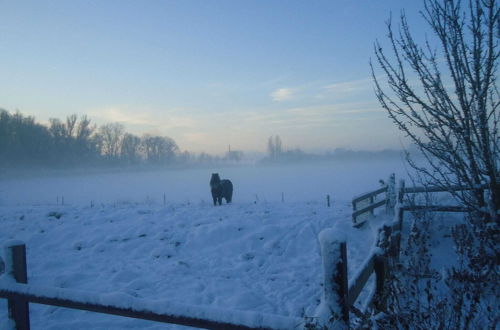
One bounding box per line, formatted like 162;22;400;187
0;160;406;329
314;229;345;327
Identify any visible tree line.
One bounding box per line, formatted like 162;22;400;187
0;109;243;168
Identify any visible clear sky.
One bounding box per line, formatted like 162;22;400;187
0;0;429;154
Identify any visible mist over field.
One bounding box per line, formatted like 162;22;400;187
0;158;409;207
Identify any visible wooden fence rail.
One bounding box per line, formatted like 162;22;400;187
0;242;302;330
352;175;490;226
352;173;396;226
403;183;488;194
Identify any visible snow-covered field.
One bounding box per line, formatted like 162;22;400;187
0;160;407;329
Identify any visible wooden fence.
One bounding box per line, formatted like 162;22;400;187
314;225;398;328
352;175;489;226
0;235;398;330
352;173;396;227
0;242;303;330
344;176;490;326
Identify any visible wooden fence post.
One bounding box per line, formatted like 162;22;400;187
393;207;404;262
352;199;357;224
327;194;330;207
397;179;405;205
386;173;396;213
369;196;375;216
5;242;30;330
376;225;392;255
315;230;349;328
374;256;388;312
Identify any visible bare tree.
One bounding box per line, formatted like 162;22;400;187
75;115;95;143
371;1;499;327
65;114;78;138
267;135;283;161
371;0;499;221
142;134;178;164
121;133;142;164
98;123;125;160
74;115;97;162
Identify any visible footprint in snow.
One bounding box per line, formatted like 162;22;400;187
241;253;255;261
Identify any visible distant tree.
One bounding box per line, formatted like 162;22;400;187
121;133;142;164
267;135;283;160
225;145;244;162
0;110;184;168
197;152;213;164
98;123;125;161
0;110;53;166
65;114;77;138
74;115;98;162
177;150;194;165
142;134;179;164
48;118;66;145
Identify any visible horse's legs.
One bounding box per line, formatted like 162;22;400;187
218;197;222;205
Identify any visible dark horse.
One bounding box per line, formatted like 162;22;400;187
210;173;233;206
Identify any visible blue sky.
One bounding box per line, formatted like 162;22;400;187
0;0;428;154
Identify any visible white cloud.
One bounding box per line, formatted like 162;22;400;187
89;106;151;126
88;106;197;131
318;78;372;98
270;88;296;101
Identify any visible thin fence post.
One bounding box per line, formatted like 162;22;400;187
352;199;357;224
5;242;30;330
393;207;404;262
315;230;349;328
386;173;396;213
397;179;405;205
281;192;284;203
374;256;388;312
327;194;330;207
369;195;375;216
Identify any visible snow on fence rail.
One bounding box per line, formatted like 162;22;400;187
0;242;303;330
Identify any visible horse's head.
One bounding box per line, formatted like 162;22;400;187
210;173;221;188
